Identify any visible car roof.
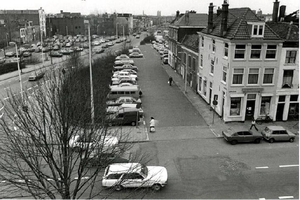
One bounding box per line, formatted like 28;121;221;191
266;126;286;131
108;163;142;174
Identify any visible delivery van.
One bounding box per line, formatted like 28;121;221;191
107;85;141;100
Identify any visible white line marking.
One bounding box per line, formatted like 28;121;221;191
279;196;294;199
279;165;299;168
256;166;269;169
258;198;266;200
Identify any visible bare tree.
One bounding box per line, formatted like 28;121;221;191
0;67;137;199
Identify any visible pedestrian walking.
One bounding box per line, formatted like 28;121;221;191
149;117;156;133
168;76;173;86
249;117;258;131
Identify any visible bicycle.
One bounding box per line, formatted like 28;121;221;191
256;115;273;125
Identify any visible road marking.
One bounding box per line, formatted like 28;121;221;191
258;198;266;200
255;166;269;169
279;196;294;199
279;165;299;168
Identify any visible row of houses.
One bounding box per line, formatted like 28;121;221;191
167;0;299;122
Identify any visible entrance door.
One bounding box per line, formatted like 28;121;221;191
245;100;255;120
209;88;212;105
276;104;284;121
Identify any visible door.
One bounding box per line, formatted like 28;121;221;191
209;89;212;105
245;100;255;120
276;104;284;121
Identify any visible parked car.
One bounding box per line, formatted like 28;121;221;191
106;104;143;116
28;71;45;81
129;52;143;58
163;57;168;64
22;52;32;57
60;48;74;55
49;51;63;57
222;128;263;145
5;52;15;57
113;64;138;72
110;83;134;88
115;54;130;60
106;96;141;107
261;126;296;143
95;48;104;54
112;71;137;80
106;107;141;126
0;57;6;64
102;162;168;191
69;134;119;152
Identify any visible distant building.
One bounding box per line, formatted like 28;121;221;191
157;11;161;17
0;8;44;46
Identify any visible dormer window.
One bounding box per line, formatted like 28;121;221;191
249;22;265;38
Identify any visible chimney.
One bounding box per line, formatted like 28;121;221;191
272;0;279;22
217;6;222;16
220;0;229;36
185;11;189;24
279;5;286;21
207;3;214;33
176;10;180;19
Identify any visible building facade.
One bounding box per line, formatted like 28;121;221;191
197;1;297;122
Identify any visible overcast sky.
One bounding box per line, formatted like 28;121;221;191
2;0;299;16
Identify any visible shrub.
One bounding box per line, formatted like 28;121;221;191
140;40;146;45
23;57;41;65
0;61;26;75
142;35;156;43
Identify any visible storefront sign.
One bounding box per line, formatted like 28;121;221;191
242;88;263;93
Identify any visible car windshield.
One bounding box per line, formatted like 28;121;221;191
140;164;148;177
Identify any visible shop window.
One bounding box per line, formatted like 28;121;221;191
192;57;196;71
265;45;277;59
224;43;228;57
232;68;244;85
290;95;298;101
234;44;246;59
278;96;285;102
285;50;297;64
230;97;241;116
263;68;274;84
260;96;271;115
282;70;293;88
288;103;299;119
248;68;259;84
250;45;262;59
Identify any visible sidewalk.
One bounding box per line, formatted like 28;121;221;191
161;62;299;137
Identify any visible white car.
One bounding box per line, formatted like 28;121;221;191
112;71;137;80
115;54;130;60
106;104;143;115
129;52;143;58
69;134;119;152
102;163;168;191
106;96;141;106
110;83;134;88
28;71;45;81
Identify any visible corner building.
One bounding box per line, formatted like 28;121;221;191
197;1;298;122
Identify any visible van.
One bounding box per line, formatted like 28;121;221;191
106;107;141;126
107;85;140;100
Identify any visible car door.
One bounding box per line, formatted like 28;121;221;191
243;131;254;142
271;130;281;141
280;130;289;141
236;132;244;142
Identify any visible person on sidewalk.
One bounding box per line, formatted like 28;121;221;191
149;117;156;133
249;117;258;131
168;76;173;86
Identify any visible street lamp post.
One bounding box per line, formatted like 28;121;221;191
84;20;95;124
9;42;23;102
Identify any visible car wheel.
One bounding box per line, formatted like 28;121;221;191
131;121;136;126
114;185;123;191
269;138;275;143
254;138;261;143
151;184;162;191
230;140;237;145
289;138;295;143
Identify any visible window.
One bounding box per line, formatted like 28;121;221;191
200;54;203;67
212;39;216;52
107;174;122;179
234;44;246;59
250;45;262;59
278;96;285;102
188;56;191;68
282;70;293;88
222;66;227;83
203;80;207;96
192;57;196;71
285;50;297;64
266;45;277;59
230;97;241;116
252;24;264;36
201;36;204;47
210;60;214;74
290;95;298;101
183;53;187;64
224;43;228;57
260;96;271;115
232;69;244;84
248;68;259;84
263;68;274;84
199;77;202;92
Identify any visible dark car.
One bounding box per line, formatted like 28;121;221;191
222;129;263;145
50;51;63;57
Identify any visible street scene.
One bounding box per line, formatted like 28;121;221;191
0;0;299;199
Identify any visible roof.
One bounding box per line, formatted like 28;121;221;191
201;7;281;40
107;163;141;174
266;126;286;131
266;22;299;41
172;13;208;27
181;34;199;52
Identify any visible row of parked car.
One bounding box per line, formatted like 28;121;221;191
152;41;168;64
